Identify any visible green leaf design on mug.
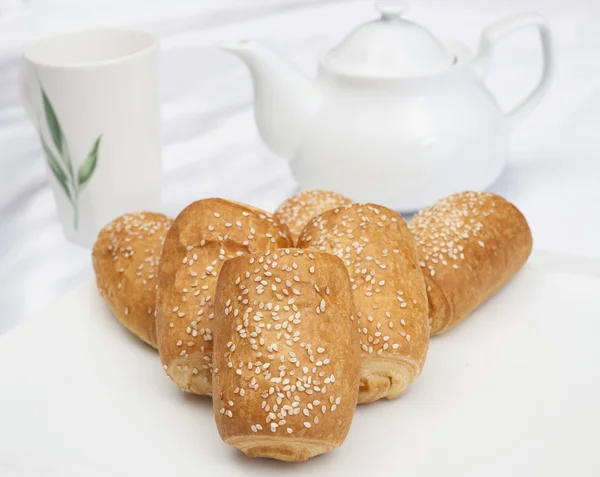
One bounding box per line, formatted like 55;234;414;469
42;89;65;154
41;136;72;202
41;87;74;178
78;135;102;188
39;85;102;230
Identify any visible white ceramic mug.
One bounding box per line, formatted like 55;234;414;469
20;28;162;247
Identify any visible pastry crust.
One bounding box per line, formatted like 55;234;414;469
156;199;293;395
92;211;172;348
408;191;533;334
298;203;429;404
212;249;360;461
275;189;353;244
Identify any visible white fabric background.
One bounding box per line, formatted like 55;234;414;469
0;0;599;334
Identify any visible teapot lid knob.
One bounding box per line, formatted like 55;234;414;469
375;1;409;21
323;0;454;78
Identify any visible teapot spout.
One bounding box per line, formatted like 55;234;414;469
220;40;320;160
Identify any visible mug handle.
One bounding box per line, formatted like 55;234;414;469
19;66;39;127
473;12;554;129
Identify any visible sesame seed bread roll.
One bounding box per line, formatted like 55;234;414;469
213;249;360;462
275;189;353;244
298;203;429;404
156;199;293;396
92;212;172;348
408;191;532;335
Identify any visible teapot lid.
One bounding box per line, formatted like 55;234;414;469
322;1;455;78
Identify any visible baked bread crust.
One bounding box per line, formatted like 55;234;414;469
275;189;353;244
298;203;429;404
92;211;172;348
212;249;360;461
408;191;533;334
156;199;293;395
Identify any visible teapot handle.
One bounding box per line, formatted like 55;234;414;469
473;12;553;128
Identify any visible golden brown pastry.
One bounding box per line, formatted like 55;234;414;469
92;211;172;348
156;199;293;395
408;191;532;335
298;203;428;404
274;189;353;244
213;249;360;461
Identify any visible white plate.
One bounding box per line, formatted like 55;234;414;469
1;251;599;477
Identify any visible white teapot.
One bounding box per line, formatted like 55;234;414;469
221;1;553;211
